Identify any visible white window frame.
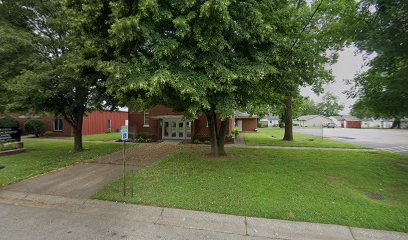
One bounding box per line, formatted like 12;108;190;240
53;118;63;132
107;119;112;129
143;111;150;127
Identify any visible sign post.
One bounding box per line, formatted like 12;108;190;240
121;126;128;196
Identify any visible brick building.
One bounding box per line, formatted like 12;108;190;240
129;105;257;141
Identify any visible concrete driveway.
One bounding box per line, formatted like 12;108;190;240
294;128;408;154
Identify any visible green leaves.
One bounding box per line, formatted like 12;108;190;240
348;0;408;119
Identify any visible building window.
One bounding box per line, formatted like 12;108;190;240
107;119;112;129
143;111;149;127
53;118;63;131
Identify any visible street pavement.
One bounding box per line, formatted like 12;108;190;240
294;128;408;154
0;190;407;240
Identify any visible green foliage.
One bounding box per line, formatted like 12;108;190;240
3;0;120;151
350;99;376;119
0;1;41;112
105;0;355;153
293;97;319;118
231;127;240;139
348;0;408;119
24;119;44;137
316;93;344;117
0;116;19;128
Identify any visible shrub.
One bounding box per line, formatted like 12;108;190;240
231;127;240;138
24;119;44;137
0;116;19;128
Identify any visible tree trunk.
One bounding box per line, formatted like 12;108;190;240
72;107;85;152
206;108;227;156
217;119;227;156
73;125;83;152
392;119;401;129
207;110;218;155
283;96;294;141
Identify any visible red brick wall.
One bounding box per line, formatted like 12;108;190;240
16;116;73;137
9;111;127;137
346;121;361;129
82;111;128;135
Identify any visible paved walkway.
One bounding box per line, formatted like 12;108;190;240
0;190;406;240
3;141;181;198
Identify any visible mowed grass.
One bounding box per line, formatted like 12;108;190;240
0;139;123;186
245;127;363;148
94;147;408;232
66;132;121;142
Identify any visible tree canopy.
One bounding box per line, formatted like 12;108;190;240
2;0;118;152
105;0;355;155
348;0;408;120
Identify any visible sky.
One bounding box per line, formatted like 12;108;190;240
300;45;371;115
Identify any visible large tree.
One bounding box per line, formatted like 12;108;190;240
106;0;295;156
316;93;344;117
4;0;117;152
272;0;355;141
0;1;40;112
106;0;354;155
348;0;408;126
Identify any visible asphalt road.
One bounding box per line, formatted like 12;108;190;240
294;127;408;155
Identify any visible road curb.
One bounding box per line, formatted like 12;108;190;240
0;190;407;240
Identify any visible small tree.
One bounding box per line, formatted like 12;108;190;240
317;93;344;117
24;119;44;137
0;116;19;128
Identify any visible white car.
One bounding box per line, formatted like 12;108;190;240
326;122;336;128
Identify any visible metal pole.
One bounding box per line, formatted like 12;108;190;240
322;125;324;139
123;140;126;196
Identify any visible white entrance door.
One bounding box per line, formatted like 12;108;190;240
162;120;192;140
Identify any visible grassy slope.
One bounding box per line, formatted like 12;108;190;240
66;132;121;142
94;147;408;232
245;127;363;148
0;139;123;186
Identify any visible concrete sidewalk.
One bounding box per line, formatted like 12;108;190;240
0;190;406;240
3;141;181;198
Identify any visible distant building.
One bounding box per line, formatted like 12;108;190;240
361;118;393;128
259;114;279;127
331;115;362;128
234;111;258;132
329;116;341;127
293;115;333;127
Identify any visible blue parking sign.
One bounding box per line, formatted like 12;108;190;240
121;132;128;140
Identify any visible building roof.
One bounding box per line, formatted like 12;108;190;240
338;115;361;121
235;111;258;119
261;114;279;120
330;116;342;121
295;115;329;121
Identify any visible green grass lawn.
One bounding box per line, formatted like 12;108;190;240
244;127;363;148
66;132;121;142
94;147;408;232
0;139;123;186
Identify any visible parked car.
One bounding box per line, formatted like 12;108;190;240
326;122;336;128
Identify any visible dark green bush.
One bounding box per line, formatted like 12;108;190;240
24;119;44;137
0;116;19;128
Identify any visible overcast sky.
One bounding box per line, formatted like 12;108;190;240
300;45;371;115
